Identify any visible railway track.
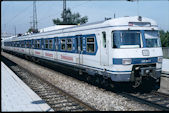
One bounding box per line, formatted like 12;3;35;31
161;72;169;78
2;51;169;111
2;56;97;111
120;91;169;111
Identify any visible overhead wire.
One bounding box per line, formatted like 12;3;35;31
8;3;32;24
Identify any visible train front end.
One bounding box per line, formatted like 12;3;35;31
110;16;163;89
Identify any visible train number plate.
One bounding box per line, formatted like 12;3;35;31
142;50;150;56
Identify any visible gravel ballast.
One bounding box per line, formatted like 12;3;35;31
2;52;159;111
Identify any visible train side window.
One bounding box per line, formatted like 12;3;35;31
32;40;34;48
102;32;106;48
61;39;66;51
26;41;28;48
17;41;20;47
49;39;53;49
86;37;95;53
26;40;31;48
67;38;72;51
15;41;17;47
45;40;49;49
37;40;41;49
21;41;25;48
34;40;37;48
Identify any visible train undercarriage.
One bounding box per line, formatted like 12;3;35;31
2;49;161;91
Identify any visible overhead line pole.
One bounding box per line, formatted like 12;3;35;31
33;1;38;33
63;0;66;24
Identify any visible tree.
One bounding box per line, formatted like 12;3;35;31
53;8;88;25
27;28;39;33
159;30;169;47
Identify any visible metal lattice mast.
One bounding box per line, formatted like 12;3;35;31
63;0;66;24
33;1;38;32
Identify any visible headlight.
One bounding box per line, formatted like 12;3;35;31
122;59;131;64
158;56;163;63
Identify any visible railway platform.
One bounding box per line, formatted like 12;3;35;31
1;62;53;111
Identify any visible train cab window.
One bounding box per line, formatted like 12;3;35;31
67;39;72;51
112;31;141;48
102;32;106;48
61;39;66;51
86;37;95;53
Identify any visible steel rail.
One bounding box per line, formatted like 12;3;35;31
2;55;97;111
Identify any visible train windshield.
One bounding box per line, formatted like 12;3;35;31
112;31;141;48
144;31;161;48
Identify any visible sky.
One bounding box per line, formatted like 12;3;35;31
1;0;169;35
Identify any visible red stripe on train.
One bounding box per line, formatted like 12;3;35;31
45;53;53;57
61;55;73;61
35;51;40;55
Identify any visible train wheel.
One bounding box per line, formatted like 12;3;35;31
86;75;91;81
95;76;100;85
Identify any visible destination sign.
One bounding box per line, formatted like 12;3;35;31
128;22;151;27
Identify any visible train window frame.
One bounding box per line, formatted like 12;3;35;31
61;39;66;51
44;39;49;49
26;40;32;48
102;31;106;48
17;41;20;47
21;41;25;48
66;38;73;51
86;36;95;53
48;39;53;49
112;31;142;49
34;40;38;49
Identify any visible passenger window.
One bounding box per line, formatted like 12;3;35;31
26;41;28;48
45;40;49;49
67;39;72;51
86;37;95;53
34;40;37;48
26;41;31;48
61;39;66;50
34;40;40;49
102;32;106;48
49;39;53;49
17;41;20;47
37;40;40;49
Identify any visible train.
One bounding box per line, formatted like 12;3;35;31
2;16;163;90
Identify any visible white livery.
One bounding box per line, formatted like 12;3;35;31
2;16;163;89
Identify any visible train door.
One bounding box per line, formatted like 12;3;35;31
100;31;109;66
30;39;34;56
28;40;31;55
76;35;83;64
41;38;44;57
54;38;58;60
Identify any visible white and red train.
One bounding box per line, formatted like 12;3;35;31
2;16;163;89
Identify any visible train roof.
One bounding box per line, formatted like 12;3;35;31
3;16;158;41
